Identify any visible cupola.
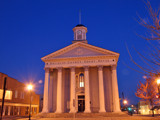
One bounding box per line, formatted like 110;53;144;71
72;24;88;43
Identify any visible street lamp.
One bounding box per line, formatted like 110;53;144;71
122;99;128;111
123;100;128;105
27;84;33;120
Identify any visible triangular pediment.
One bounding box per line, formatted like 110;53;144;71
54;46;105;58
41;42;119;61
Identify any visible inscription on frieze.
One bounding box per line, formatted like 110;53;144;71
45;59;115;66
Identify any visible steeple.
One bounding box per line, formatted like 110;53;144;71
72;10;88;44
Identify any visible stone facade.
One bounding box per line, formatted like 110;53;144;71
41;24;120;113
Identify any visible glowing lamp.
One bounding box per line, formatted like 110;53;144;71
123;100;128;104
27;84;33;91
157;79;160;85
156;95;159;98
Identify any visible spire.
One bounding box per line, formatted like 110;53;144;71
79;9;81;24
72;10;88;44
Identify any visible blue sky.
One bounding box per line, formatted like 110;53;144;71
0;0;159;105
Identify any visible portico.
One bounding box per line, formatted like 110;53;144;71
41;24;121;113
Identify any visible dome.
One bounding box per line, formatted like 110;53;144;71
75;24;85;27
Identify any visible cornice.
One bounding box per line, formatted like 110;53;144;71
42;55;119;63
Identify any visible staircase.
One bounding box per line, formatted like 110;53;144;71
34;112;129;118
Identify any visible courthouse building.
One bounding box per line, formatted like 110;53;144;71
41;24;120;113
0;72;40;116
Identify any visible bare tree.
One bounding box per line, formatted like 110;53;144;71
138;0;160;41
125;0;160;75
126;1;160;116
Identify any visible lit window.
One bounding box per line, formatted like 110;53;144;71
0;89;12;100
79;73;84;87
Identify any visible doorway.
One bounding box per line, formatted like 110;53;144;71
78;95;85;112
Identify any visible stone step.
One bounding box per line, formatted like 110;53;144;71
19;116;160;120
34;112;129;118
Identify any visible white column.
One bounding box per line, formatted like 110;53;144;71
42;68;50;113
111;65;121;112
69;67;76;113
3;106;5;116
8;106;11;116
55;67;63;113
84;66;91;113
49;69;53;112
98;66;106;112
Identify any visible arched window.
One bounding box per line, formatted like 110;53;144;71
79;73;84;87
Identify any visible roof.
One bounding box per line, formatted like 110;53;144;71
75;24;85;27
41;42;120;61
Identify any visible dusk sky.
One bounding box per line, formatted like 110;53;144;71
0;0;159;105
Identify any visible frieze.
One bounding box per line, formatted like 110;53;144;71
45;59;116;68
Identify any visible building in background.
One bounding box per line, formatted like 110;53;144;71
138;101;160;115
0;72;40;116
41;23;120;113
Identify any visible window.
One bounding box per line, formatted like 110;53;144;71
0;89;12;100
20;92;22;99
15;90;18;98
79;73;84;87
25;107;29;115
77;35;82;40
20;92;24;99
22;92;25;99
31;96;33;101
34;107;37;113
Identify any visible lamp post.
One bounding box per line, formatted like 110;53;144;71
123;99;128;111
27;84;33;120
157;78;160;97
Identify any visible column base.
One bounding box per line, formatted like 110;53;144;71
99;109;106;113
84;110;91;113
42;108;49;113
69;108;76;113
55;110;63;113
112;110;121;113
69;111;76;113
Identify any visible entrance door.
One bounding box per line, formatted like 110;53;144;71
78;95;85;112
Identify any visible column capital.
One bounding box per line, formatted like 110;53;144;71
50;68;54;72
111;65;117;70
44;68;50;72
84;66;89;71
98;66;103;71
70;67;75;72
57;67;62;72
